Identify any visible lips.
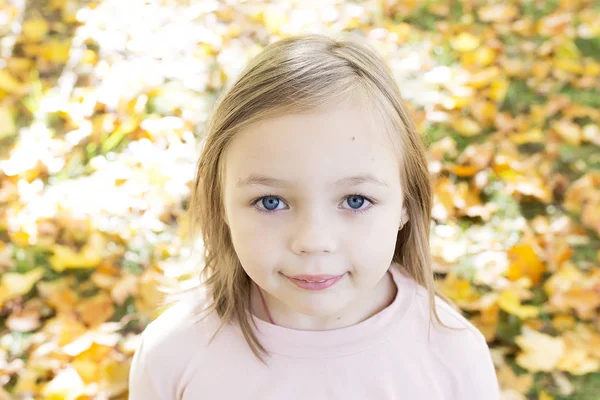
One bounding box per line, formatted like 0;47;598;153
284;273;346;291
289;274;342;282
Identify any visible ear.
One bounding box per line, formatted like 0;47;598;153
402;207;409;223
399;207;409;230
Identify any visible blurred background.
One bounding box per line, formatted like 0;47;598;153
0;0;599;398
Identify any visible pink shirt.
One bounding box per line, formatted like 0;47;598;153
129;266;500;399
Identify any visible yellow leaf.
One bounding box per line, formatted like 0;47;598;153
497;362;533;395
41;39;71;63
0;105;16;139
555;40;581;59
512;19;535;36
451;32;480;52
582;202;600;236
543;262;585;297
556;331;600;375
515;328;565;372
551;315;576;332
22;18;49;42
478;4;518;22
13;368;39;394
501;58;530;77
532;61;552;80
584;61;600;77
49;233;105;272
41;367;85;400
489;77;509;102
71;359;98;384
100;358;131;397
55;313;88;347
552;288;600;320
135;270;166;318
0;268;45;307
554;58;584;74
582;124;600;145
563;172;600;214
471;101;497;125
467;66;500;88
498;289;540;319
0;69;25;93
448;96;474;110
539;391;554;400
506;244;546;285
437;273;479;305
38;278;80;314
452;117;482;137
82;49;98;65
470;303;499;342
510;129;544;145
537;12;572;37
552;119;582;145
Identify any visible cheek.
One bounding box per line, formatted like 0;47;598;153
228;212;284;269
346;209;399;269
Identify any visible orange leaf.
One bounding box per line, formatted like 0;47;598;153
506;244;546;285
76;292;115;327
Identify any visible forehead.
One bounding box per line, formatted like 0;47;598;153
223;99;400;187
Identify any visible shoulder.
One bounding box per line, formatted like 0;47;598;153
404;281;500;399
129;293;222;399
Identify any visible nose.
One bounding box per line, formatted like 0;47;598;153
290;209;337;255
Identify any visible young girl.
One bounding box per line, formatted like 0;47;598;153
128;33;500;399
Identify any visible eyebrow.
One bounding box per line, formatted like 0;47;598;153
236;173;389;189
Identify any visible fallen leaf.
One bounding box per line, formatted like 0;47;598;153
515;327;565;372
6;298;43;332
77;292;115;327
49;232;106;272
497;362;534;395
0;268;45;307
478;4;518;22
41;367;86;400
22;18;49;42
506;244;546;285
0;105;17;139
551;119;582;145
452;117;482;137
451;32;481;52
498;289;540;319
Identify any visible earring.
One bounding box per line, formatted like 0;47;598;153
398;215;404;231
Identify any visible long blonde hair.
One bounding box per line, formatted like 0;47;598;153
170;32;458;365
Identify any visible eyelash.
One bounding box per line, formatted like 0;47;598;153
251;193;376;215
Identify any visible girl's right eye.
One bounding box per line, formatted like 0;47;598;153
253;195;287;213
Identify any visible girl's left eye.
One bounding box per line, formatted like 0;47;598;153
344;195;371;212
252;194;375;214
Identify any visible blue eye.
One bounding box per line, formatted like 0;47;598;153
252;194;375;214
346;195;365;210
260;196;283;211
252;195;284;213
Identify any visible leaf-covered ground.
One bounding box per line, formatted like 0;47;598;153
0;0;599;399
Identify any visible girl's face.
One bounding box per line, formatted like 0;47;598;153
222;98;406;330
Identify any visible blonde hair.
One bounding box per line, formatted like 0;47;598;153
169;33;459;365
